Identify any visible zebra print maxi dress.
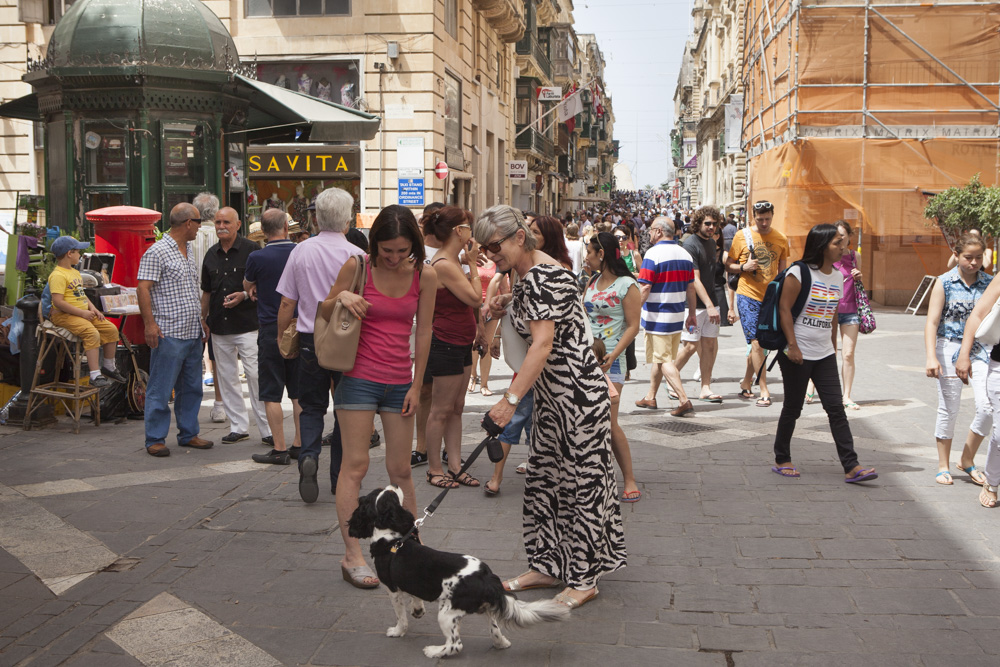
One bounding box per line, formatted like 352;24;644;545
511;263;627;590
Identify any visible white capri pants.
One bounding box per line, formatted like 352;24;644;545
983;360;1000;486
935;338;991;440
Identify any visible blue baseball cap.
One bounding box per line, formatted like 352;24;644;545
51;236;90;257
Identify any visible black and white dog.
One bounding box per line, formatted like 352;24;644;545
348;485;569;659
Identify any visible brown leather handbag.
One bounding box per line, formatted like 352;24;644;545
314;255;366;371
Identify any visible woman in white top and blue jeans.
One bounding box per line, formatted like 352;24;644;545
772;223;878;483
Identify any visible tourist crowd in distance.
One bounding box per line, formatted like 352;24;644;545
120;186;1000;611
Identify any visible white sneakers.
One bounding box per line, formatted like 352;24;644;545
211;401;226;423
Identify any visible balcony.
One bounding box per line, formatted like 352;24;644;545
515;124;555;160
515;33;552;81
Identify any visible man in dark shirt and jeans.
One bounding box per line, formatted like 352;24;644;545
201;207;270;445
676;205;724;401
244;209;301;465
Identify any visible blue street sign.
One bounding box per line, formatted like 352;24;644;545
398;178;425;206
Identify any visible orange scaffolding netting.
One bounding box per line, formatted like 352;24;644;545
741;0;1000;304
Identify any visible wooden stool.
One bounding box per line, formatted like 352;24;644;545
24;321;101;434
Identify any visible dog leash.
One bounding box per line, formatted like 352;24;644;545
392;415;505;552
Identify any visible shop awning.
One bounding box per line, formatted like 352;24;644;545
0;93;41;122
235;75;380;142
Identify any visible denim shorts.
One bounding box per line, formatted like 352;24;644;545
334;375;411;413
838;312;860;326
607;357;624;384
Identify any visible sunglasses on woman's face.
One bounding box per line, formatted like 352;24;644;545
483;230;517;254
614;234;626;240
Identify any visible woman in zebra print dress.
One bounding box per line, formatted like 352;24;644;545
475;205;627;609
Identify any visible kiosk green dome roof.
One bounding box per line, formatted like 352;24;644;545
46;0;240;75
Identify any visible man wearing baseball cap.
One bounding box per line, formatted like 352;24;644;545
47;235;125;388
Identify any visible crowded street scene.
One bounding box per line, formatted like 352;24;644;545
2;0;1000;665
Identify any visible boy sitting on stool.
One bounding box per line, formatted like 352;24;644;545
47;236;126;388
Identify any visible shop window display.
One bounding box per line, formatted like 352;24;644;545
247;180;360;233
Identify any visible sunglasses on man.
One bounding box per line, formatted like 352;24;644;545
752;201;774;212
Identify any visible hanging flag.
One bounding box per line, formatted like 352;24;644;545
557;85;584;132
591;81;605;118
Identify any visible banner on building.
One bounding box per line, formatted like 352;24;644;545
557;87;584;124
537;86;562;102
725;95;744;154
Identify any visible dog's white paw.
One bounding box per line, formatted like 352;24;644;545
423;643;461;659
492;636;512;650
411;601;425;618
386;625;406;638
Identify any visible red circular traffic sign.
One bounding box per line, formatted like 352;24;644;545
435;161;449;180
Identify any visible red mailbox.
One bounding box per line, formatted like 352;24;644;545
86;206;161;345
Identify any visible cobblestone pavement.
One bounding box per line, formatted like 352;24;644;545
2;309;999;666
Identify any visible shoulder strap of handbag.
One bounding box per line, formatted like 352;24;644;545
742;226;755;258
352;255;366;297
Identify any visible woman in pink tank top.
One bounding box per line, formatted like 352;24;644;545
321;205;438;588
421;207;485;489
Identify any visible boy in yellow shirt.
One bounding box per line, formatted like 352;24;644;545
47;236;125;388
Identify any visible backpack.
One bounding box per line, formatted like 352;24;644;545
755;261;812;352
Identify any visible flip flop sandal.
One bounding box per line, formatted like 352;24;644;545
484;482;500;497
771;465;800;478
480;387;494;397
805;391;816;404
342;564;379;589
450;471;481;487
979;484;998;508
844;401;860;410
621;490;642;503
516;462;528;474
935;470;954;485
427;471;459;489
553;588;599;609
959;465;987;486
668;390;680;400
468;377;479;393
845;468;878;483
699;395;723;403
504;572;561;591
738;388;754;399
755;397;772;407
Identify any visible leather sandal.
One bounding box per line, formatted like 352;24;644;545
427;471;458;489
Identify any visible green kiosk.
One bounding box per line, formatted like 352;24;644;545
0;0;380;303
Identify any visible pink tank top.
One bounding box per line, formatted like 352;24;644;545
347;263;421;384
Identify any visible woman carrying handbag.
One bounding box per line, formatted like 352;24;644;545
319;205;438;588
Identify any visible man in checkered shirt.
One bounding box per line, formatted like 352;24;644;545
137;202;215;457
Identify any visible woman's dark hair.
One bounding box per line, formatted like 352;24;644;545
590;232;635;279
800;223;841;267
534;215;572;268
615;223;635;242
955;232;987;254
369;205;425;267
422;205;468;242
346;227;369;252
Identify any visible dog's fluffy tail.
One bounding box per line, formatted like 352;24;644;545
497;595;571;628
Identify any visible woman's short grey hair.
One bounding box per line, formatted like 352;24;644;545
192;192;219;221
314;187;353;232
474;205;537;252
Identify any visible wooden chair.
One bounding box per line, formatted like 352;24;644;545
24;321;101;434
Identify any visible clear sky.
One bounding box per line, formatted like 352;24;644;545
571;0;694;189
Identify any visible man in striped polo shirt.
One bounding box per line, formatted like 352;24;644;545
635;217;698;417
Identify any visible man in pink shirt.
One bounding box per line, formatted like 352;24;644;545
276;188;365;507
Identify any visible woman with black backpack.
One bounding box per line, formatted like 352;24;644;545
772;223;878;483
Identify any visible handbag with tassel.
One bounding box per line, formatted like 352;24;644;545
314;255;366;371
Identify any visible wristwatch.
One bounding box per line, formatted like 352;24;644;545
503;391;520;406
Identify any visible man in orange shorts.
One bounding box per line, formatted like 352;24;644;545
47;236;125;388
